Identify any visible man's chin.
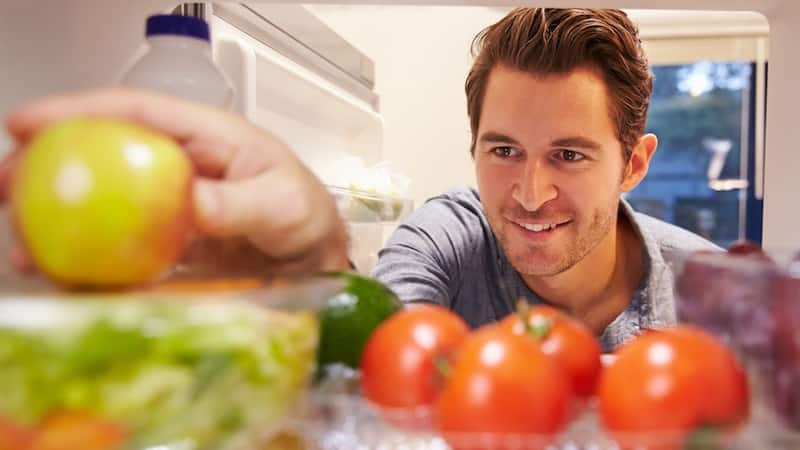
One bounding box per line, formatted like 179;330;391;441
508;254;573;277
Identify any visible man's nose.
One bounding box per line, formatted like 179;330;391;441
512;159;558;212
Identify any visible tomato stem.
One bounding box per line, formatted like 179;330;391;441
515;299;530;327
515;299;552;340
529;321;551;340
434;355;452;379
684;425;720;450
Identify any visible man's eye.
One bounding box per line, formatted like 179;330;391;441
492;146;516;157
557;149;585;161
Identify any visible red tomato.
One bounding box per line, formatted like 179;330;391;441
360;305;469;414
436;325;572;449
31;412;126;450
598;325;749;448
500;304;602;397
0;417;34;450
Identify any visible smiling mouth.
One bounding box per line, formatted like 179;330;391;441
511;220;571;233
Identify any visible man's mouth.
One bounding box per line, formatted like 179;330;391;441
511;219;571;233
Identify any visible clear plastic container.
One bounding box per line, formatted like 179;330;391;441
0;273;345;450
119;14;234;110
289;366;800;450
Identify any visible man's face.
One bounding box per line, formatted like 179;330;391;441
474;65;628;277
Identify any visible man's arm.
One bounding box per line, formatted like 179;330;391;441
371;192;476;308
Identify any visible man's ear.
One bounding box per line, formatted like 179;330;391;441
621;133;658;192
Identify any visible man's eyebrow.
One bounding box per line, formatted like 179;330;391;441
551;136;602;150
477;133;604;150
478;131;521;145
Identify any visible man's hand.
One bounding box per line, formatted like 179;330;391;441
0;88;350;275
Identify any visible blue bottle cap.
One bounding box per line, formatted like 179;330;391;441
146;14;210;41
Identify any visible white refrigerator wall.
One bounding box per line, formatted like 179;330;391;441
306;5;506;210
0;1;174;274
0;1;176;154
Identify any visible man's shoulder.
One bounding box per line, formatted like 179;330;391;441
385;186;489;245
633;211;722;253
424;186;483;210
410;186;486;225
373;186;499;312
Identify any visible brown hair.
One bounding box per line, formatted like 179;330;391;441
466;8;652;160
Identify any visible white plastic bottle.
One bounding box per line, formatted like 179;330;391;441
120;14;234;109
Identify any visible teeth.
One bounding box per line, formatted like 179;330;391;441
521;223;555;232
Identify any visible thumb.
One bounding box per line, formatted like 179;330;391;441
193;177;262;238
191;169;328;260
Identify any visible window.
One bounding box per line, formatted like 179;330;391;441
623;11;768;247
626;62;754;246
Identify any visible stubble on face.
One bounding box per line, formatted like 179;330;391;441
488;194;619;277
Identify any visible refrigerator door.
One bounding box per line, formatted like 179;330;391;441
210;4;400;272
210;4;383;176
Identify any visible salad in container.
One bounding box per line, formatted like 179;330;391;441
0;275;340;450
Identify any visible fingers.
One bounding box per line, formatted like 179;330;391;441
0;149;22;203
5;88;288;178
192;162;321;254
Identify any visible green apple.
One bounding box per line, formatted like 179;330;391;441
10;118;193;288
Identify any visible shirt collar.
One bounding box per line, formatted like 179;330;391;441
599;198;676;351
619;197;666;279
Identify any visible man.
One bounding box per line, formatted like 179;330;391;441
371;7;719;351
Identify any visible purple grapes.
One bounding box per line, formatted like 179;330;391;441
675;243;800;429
771;270;800;429
676;249;775;353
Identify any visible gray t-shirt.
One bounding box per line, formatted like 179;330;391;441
371;187;720;351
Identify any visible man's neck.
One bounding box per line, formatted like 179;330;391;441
520;209;644;334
